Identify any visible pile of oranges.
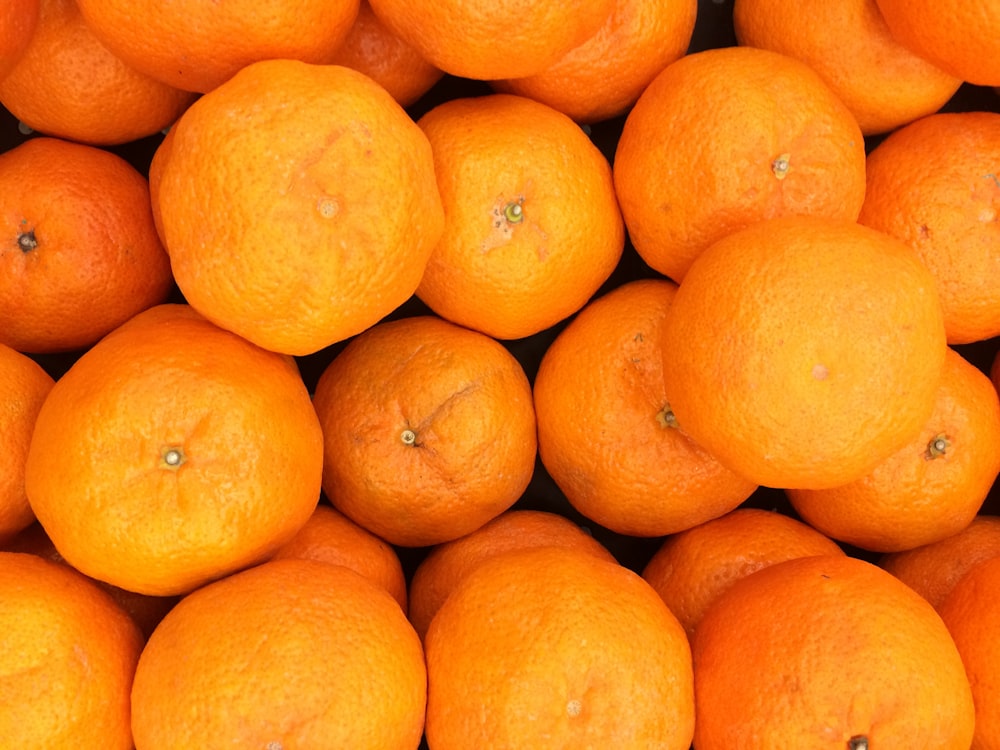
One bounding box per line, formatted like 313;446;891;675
3;0;1000;747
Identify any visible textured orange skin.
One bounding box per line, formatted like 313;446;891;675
157;59;444;356
938;556;1000;749
659;215;947;490
788;348;1000;553
534;279;756;537
880;515;1000;611
368;0;614;80
331;0;443;108
0;0;195;145
0;0;37;81
0;345;52;543
312;315;537;548
75;0;360;93
733;0;961;135
407;509;617;640
642;508;844;638
270;502;408;611
131;558;427;750
0;552;143;750
425;546;695;749
876;0;1000;85
0;137;174;353
24;304;324;596
492;0;697;123
693;554;975;749
416;93;624;340
613;46;867;283
3;521;180;640
859;111;1000;344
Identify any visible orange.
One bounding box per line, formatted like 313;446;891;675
24;304;324;596
425;546;695;749
0;0;38;81
659;215;947;490
415;93;624;340
0;0;195;146
491;0;697;124
270;502;408;611
312;315;537;547
938;555;1000;749
407;508;617;639
613;45;867;283
3;520;179;640
75;0;360;93
0;136;174;353
733;0;961;135
787;347;1000;552
533;278;757;536
131;557;427;749
880;515;1000;610
642;507;845;638
875;0;1000;86
693;554;975;748
155;59;444;356
858;111;1000;344
0;343;53;543
367;0;615;80
0;551;143;749
331;0;443;108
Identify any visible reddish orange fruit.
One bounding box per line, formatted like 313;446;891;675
533;279;756;536
155;59;444;356
0;136;174;353
614;45;867;283
787;347;1000;552
312;315;537;547
425;547;695;749
24;304;324;596
415;93;624;340
131;558;427;749
0;551;144;749
659;216;947;490
693;554;975;748
0;0;38;82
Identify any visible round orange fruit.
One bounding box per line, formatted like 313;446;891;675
659;215;947;490
24;304;324;596
155;59;444;356
0;0;38;82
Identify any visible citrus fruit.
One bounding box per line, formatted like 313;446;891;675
415;93;624;340
0;0;38;82
642;507;844;638
131;557;427;749
0;551;143;749
693;554;975;748
787;346;1000;552
858;110;1000;344
659;215;947;490
367;0;615;80
270;502;408;611
492;0;698;124
0;343;53;543
0;0;196;145
75;0;360;93
24;304;324;596
733;0;961;135
0;135;174;353
613;45;867;283
533;278;756;536
407;508;617;639
880;515;1000;610
155;59;444;356
875;0;1000;85
425;546;695;749
312;314;537;547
